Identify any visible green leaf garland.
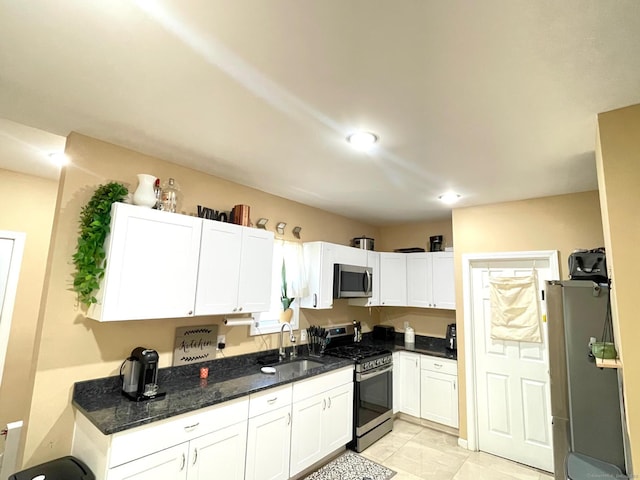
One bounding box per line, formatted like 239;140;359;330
72;182;128;306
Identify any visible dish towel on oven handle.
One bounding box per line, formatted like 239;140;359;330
489;274;542;343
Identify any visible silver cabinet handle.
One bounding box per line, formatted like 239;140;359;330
188;310;193;315
179;453;186;471
192;447;198;465
238;306;243;311
434;363;443;369
232;307;237;312
323;399;326;410
327;397;332;408
287;412;291;425
267;397;278;404
184;422;200;432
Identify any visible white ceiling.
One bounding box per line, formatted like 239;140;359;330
1;1;639;225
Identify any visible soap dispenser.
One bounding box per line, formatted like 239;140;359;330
404;321;415;347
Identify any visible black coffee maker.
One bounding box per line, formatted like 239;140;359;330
121;347;166;401
429;235;444;252
445;323;457;351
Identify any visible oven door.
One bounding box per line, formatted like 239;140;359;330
355;365;393;436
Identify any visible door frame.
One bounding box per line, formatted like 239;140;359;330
0;230;26;386
461;250;559;452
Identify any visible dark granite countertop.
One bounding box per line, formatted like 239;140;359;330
360;332;458;360
72;350;353;435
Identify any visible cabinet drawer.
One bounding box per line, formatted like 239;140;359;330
292;367;353;403
248;384;292;418
420;356;457;375
109;397;248;468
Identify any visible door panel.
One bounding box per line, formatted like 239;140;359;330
472;261;553;472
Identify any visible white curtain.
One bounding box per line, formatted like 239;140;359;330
489;274;542;343
278;240;308;299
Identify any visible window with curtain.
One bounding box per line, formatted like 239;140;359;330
250;240;307;336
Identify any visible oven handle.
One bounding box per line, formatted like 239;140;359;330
356;365;392;382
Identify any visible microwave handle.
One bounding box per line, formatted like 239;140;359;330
364;270;371;295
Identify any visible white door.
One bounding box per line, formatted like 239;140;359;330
246;406;291;480
237;228;274;313
398;352;420;417
470;256;555;472
0;232;25;387
195;220;242;315
187;421;247;480
322;382;354;452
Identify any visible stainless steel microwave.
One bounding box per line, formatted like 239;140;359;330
333;264;373;298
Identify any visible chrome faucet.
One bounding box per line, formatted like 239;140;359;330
279;323;296;360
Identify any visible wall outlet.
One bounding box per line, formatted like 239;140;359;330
217;335;226;350
300;329;307;343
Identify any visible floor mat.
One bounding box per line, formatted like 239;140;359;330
303;451;396;480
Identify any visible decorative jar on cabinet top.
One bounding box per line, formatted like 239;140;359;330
132;174;157;208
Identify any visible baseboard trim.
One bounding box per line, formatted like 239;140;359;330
457;437;469;450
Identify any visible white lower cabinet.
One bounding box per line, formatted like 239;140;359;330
73;368;354;480
289;368;354;477
394;352;459;429
73;397;249;480
245;385;292;480
420;356;459;428
397;351;421;417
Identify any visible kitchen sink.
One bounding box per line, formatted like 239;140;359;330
262;359;324;377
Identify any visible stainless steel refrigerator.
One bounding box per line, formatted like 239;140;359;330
546;280;627;479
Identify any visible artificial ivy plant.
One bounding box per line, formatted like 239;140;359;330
72;182;128;306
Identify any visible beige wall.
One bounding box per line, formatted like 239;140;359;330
451;190;604;439
21;133;381;466
377;218;453;253
597;104;640;470
0;169;58;434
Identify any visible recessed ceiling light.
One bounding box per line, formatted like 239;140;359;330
438;192;461;204
346;131;378;150
48;152;68;167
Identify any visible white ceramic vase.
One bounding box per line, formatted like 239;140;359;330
132;174;157;208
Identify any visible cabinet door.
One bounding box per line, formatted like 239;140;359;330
392;352;400;414
398;352;420;417
367;251;380;306
430;252;456;309
420;370;459;428
289;394;325;475
194;220;242;315
379;253;407;306
300;242;334;309
92;203;202;321
246;406;291;480
322;382;354;453
107;443;189;480
187;421;248;480
406;253;431;307
237;228;274;313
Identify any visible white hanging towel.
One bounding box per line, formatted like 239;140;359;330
489;275;542;343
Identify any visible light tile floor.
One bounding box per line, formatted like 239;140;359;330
360;419;555;480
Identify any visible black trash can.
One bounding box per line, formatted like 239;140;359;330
566;452;627;480
9;456;94;480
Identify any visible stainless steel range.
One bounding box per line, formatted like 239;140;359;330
323;323;393;452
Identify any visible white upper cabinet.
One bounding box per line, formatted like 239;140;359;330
88;202;202;321
332;243;367;267
379;252;407;306
195;220;274;315
406;252;455;310
430;252;456;309
300;242;335;309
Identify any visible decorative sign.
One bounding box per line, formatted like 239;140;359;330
173;324;218;366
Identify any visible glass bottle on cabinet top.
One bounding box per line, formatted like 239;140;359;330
161;177;180;213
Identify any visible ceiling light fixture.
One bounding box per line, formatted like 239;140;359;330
48;152;68;167
438;192;461;204
346;131;378;150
